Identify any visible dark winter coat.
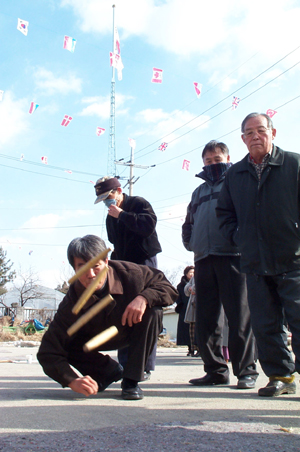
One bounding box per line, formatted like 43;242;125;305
182;172;239;263
175;276;191;347
106;193;162;264
216;146;300;275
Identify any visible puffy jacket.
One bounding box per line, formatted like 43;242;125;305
182;171;239;263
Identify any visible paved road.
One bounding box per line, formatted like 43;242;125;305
0;343;299;451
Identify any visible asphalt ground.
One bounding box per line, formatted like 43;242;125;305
0;343;300;451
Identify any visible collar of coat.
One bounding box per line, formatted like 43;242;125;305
237;145;283;172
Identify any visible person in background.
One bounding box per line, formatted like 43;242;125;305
184;275;200;357
175;266;194;356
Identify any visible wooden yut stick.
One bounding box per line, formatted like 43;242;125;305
72;266;108;315
83;326;118;352
67;294;113;336
68;248;111;285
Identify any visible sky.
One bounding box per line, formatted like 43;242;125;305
1;0;300;290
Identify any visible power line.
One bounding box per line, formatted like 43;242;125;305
132;44;300;161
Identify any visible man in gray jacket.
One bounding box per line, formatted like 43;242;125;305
216;113;300;397
182;140;258;389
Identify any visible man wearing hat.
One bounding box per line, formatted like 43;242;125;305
94;176;162;376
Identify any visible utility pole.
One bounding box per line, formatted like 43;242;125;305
107;4;116;177
115;144;154;195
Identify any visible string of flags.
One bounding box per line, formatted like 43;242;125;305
17;18;28;36
158;142;168;151
182;159;190;171
96;127;105;136
11;16;282;177
194;82;202;98
63;35;76;53
266;109;277;118
61;115;73;127
152;68;163;84
232;96;241;110
29;102;39;114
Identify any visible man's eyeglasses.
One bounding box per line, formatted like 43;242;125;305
243;128;271;138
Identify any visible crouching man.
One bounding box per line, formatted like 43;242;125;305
37;235;178;400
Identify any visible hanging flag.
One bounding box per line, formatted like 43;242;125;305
266;109;277;118
63;35;76;53
64;170;72;174
41;156;48;165
158;142;168;151
128;138;136;149
232;96;241;110
109;26;123;81
193;82;202;98
17;18;29;36
96;127;105;136
61;115;73;127
20;154;24;161
0;90;4;101
114;26;121;55
109;52;124;81
182;159;190;171
29;102;39;114
152;68;163;84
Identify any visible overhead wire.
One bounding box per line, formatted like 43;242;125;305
132;44;300;161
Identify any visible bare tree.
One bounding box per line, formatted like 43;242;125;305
161;265;185;287
13;267;46;307
55;262;73;294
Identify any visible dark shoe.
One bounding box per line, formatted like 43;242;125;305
258;379;296;397
98;364;123;392
143;371;151;381
121;379;144;400
189;373;230;386
194;351;201;358
237;376;256;389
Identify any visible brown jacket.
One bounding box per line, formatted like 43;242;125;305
37;260;178;386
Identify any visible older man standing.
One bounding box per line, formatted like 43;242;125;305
216;112;300;397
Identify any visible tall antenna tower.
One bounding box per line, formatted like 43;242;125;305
107;4;116;176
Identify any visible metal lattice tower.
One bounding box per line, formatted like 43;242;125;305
107;5;116;177
108;79;116;176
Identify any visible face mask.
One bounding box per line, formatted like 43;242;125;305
103;198;116;208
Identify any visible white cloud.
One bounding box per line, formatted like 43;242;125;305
34;68;82;95
79;93;133;118
0;92;29;148
61;0;300;56
60;0;300;86
21;214;61;230
135;108;210;141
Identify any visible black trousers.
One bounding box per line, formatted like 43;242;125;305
118;255;159;372
68;306;163;385
246;271;300;377
194;255;258;379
